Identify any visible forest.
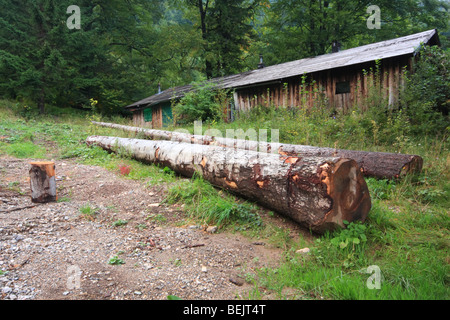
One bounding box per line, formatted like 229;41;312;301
1;0;449;115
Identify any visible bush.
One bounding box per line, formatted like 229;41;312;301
401;45;449;136
172;82;228;124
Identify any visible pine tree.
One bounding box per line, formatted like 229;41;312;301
0;0;167;114
0;0;82;113
207;0;257;77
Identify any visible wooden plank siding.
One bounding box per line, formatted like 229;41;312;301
132;56;411;127
132;106;163;129
233;56;411;113
126;30;438;126
132;110;148;128
131;101;175;129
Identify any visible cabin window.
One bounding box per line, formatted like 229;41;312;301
335;81;350;94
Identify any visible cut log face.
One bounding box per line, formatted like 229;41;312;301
91;121;423;179
86;136;371;233
29;161;57;203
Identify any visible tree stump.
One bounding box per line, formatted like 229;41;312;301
29;161;57;203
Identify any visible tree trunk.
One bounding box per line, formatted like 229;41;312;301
29;161;57;203
38;88;45;115
86;136;371;233
91;121;423;179
198;0;213;79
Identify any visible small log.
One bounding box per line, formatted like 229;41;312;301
29;161;57;203
86;136;371;233
91;121;423;179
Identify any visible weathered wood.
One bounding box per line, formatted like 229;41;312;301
86;136;371;233
91;121;423;179
29;161;57;203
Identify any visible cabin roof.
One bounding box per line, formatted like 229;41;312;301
126;29;439;110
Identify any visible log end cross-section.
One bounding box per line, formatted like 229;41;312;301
283;157;371;233
315;159;371;233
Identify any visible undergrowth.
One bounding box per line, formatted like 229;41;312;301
165;173;263;229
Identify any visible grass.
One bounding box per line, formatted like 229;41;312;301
79;203;99;221
0;99;448;300
0;141;46;159
136;223;148;230
112;219;128;227
146;213;168;224
164;173;263;229
174;105;449;300
171;258;182;267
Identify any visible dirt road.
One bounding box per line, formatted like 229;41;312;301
0;156;294;300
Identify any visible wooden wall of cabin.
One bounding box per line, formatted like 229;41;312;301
234;56;412;114
132;103;174;129
152;107;162;128
132;110;148;128
132;109;155;128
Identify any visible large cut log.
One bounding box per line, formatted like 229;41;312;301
86;136;371;233
29;161;57;203
91;121;423;179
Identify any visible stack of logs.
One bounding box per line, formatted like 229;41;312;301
87;121;423;234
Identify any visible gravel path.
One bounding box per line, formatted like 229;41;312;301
0;156;285;300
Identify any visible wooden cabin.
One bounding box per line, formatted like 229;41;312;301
125;29;440;128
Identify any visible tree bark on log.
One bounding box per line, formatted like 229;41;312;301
29;161;57;203
86;136;371;233
91;121;423;179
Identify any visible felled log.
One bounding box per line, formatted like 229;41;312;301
29;161;57;203
86;136;371;233
91;121;200;144
91;121;423;179
276;145;423;180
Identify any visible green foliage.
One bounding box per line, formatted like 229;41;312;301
112;220;128;227
182;0;258;78
172;82;228;124
162;166;175;176
401;45;450;135
263;0;369;62
366;178;396;200
79;204;98;220
166;173;263;229
252;200;449;299
0;141;46;159
260;0;450;66
108;255;125;266
204;0;258;77
146;213;168;224
0;118;48;158
1;0;449;117
136;224;148;231
330;221;368;251
0;0;170;115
